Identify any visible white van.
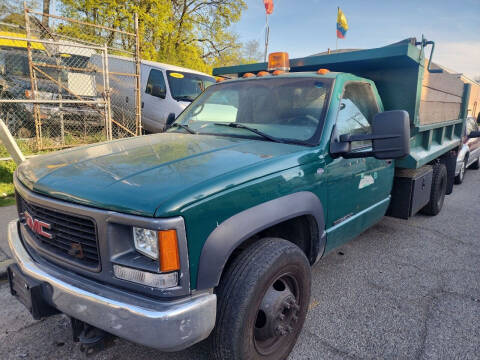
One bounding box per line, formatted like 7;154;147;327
92;55;215;133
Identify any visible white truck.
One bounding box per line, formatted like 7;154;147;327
91;55;215;133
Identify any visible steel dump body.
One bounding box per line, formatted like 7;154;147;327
213;38;468;169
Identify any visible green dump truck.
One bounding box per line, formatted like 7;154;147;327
7;37;480;359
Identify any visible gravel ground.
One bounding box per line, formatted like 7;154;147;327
0;170;479;360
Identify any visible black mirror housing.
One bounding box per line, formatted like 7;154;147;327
331;110;410;160
165;113;176;129
371;110;410;159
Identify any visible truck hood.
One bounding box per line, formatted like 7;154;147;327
16;133;309;216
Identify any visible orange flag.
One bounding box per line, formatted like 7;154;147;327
264;0;274;15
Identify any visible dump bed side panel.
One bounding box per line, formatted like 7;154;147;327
419;61;465;125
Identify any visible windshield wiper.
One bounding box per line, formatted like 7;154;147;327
175;95;194;102
170;123;196;134
213;122;285;143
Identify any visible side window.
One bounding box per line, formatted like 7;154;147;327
336;82;379;149
145;69;166;99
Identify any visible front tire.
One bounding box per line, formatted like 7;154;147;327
454;158;467;184
211;238;311;360
470;157;480;170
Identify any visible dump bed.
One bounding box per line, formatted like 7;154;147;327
213;38;469;169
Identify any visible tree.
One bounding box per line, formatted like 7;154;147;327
42;0;50;28
242;40;263;63
0;0;40;29
57;0;247;73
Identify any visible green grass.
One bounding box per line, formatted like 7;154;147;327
0;160;16;207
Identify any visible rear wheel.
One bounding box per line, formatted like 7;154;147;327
422;163;447;216
211;238;311;360
454;158;467;184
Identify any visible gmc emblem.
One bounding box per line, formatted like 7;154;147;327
24;211;53;239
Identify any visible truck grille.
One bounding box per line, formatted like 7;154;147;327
18;195;100;270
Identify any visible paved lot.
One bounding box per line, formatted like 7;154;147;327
0;171;479;359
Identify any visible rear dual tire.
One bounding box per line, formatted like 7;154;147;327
211;238;311;360
422;163;447;216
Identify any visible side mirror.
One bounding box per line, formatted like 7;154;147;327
165;113;176;129
331;110;410;159
151;85;166;99
468;131;480;138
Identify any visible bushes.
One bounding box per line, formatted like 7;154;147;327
0;160;16;206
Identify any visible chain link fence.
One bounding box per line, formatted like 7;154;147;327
0;5;141;152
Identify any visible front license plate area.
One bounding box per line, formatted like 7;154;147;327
7;263;59;320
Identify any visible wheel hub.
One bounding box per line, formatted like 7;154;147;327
255;278;300;341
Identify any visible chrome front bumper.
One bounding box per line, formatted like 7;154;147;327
7;220;217;352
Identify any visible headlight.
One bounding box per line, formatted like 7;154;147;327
133;227;158;259
133;227;181;272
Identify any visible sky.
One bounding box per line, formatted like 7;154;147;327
232;0;480;80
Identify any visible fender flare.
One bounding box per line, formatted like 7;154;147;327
196;191;326;290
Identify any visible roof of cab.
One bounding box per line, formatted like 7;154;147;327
218;71;340;84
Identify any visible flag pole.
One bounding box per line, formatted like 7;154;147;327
264;13;269;62
336;7;339;51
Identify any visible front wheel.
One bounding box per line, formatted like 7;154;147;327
211;238;311;360
470;157;480;170
454;158;467;184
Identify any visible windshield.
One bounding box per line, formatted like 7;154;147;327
166;70;215;101
171;77;331;144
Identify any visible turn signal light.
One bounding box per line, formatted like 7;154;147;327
257;71;270;77
272;70;285;76
268;52;290;72
243;72;255;78
158;230;180;272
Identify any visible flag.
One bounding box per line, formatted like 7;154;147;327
264;0;274;15
336;7;348;39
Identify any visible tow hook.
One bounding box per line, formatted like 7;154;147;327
71;318;116;357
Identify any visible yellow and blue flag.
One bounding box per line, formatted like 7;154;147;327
336;7;348;39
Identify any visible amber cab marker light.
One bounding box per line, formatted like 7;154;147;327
272;70;285;76
257;71;271;77
158;230;180;272
268;52;290;72
243;72;255;78
317;68;330;75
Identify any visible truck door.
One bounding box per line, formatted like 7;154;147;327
142;67;168;131
324;81;394;251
